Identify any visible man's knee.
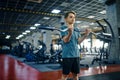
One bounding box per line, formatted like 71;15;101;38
72;73;79;80
61;74;68;80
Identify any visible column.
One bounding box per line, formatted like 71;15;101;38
106;0;120;62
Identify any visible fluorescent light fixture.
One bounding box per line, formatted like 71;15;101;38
30;26;36;30
22;32;27;35
43;17;50;20
5;35;10;39
16;37;20;39
18;34;23;38
90;22;94;25
16;34;24;39
34;23;41;26
51;9;61;13
25;30;30;33
99;10;106;14
87;16;95;18
75;21;81;23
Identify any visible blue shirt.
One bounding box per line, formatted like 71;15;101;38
60;26;81;58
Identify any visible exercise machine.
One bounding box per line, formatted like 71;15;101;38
91;19;114;65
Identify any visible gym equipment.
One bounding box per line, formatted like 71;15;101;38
12;41;24;57
48;50;62;64
91;19;114;65
38;26;85;32
38;27;68;32
91;32;112;43
24;40;62;64
49;38;63;64
24;40;49;63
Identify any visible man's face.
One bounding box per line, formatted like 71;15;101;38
65;13;75;24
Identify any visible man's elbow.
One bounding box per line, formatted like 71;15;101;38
63;36;71;43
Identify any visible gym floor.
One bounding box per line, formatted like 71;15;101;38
0;54;120;80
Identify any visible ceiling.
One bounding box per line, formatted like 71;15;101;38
0;0;107;46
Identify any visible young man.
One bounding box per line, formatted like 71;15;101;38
60;11;91;80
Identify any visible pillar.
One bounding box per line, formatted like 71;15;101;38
105;0;120;62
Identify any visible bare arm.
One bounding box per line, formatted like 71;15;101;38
78;28;91;44
78;34;88;44
62;32;72;43
62;24;73;43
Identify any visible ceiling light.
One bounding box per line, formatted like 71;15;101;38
18;35;24;38
34;23;41;26
43;17;50;20
22;32;27;35
90;22;94;25
30;26;36;30
16;35;23;39
75;21;81;23
25;30;30;33
99;10;106;14
87;16;95;18
16;37;20;39
5;35;10;39
51;9;61;13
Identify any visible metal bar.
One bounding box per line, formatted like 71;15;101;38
103;19;114;38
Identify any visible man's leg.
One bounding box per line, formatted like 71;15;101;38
61;58;73;80
61;74;69;80
71;58;80;80
72;73;79;80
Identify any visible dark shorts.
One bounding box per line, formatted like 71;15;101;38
62;57;80;75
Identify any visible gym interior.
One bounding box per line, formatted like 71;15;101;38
0;0;120;80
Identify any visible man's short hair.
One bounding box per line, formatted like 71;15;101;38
64;11;76;18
